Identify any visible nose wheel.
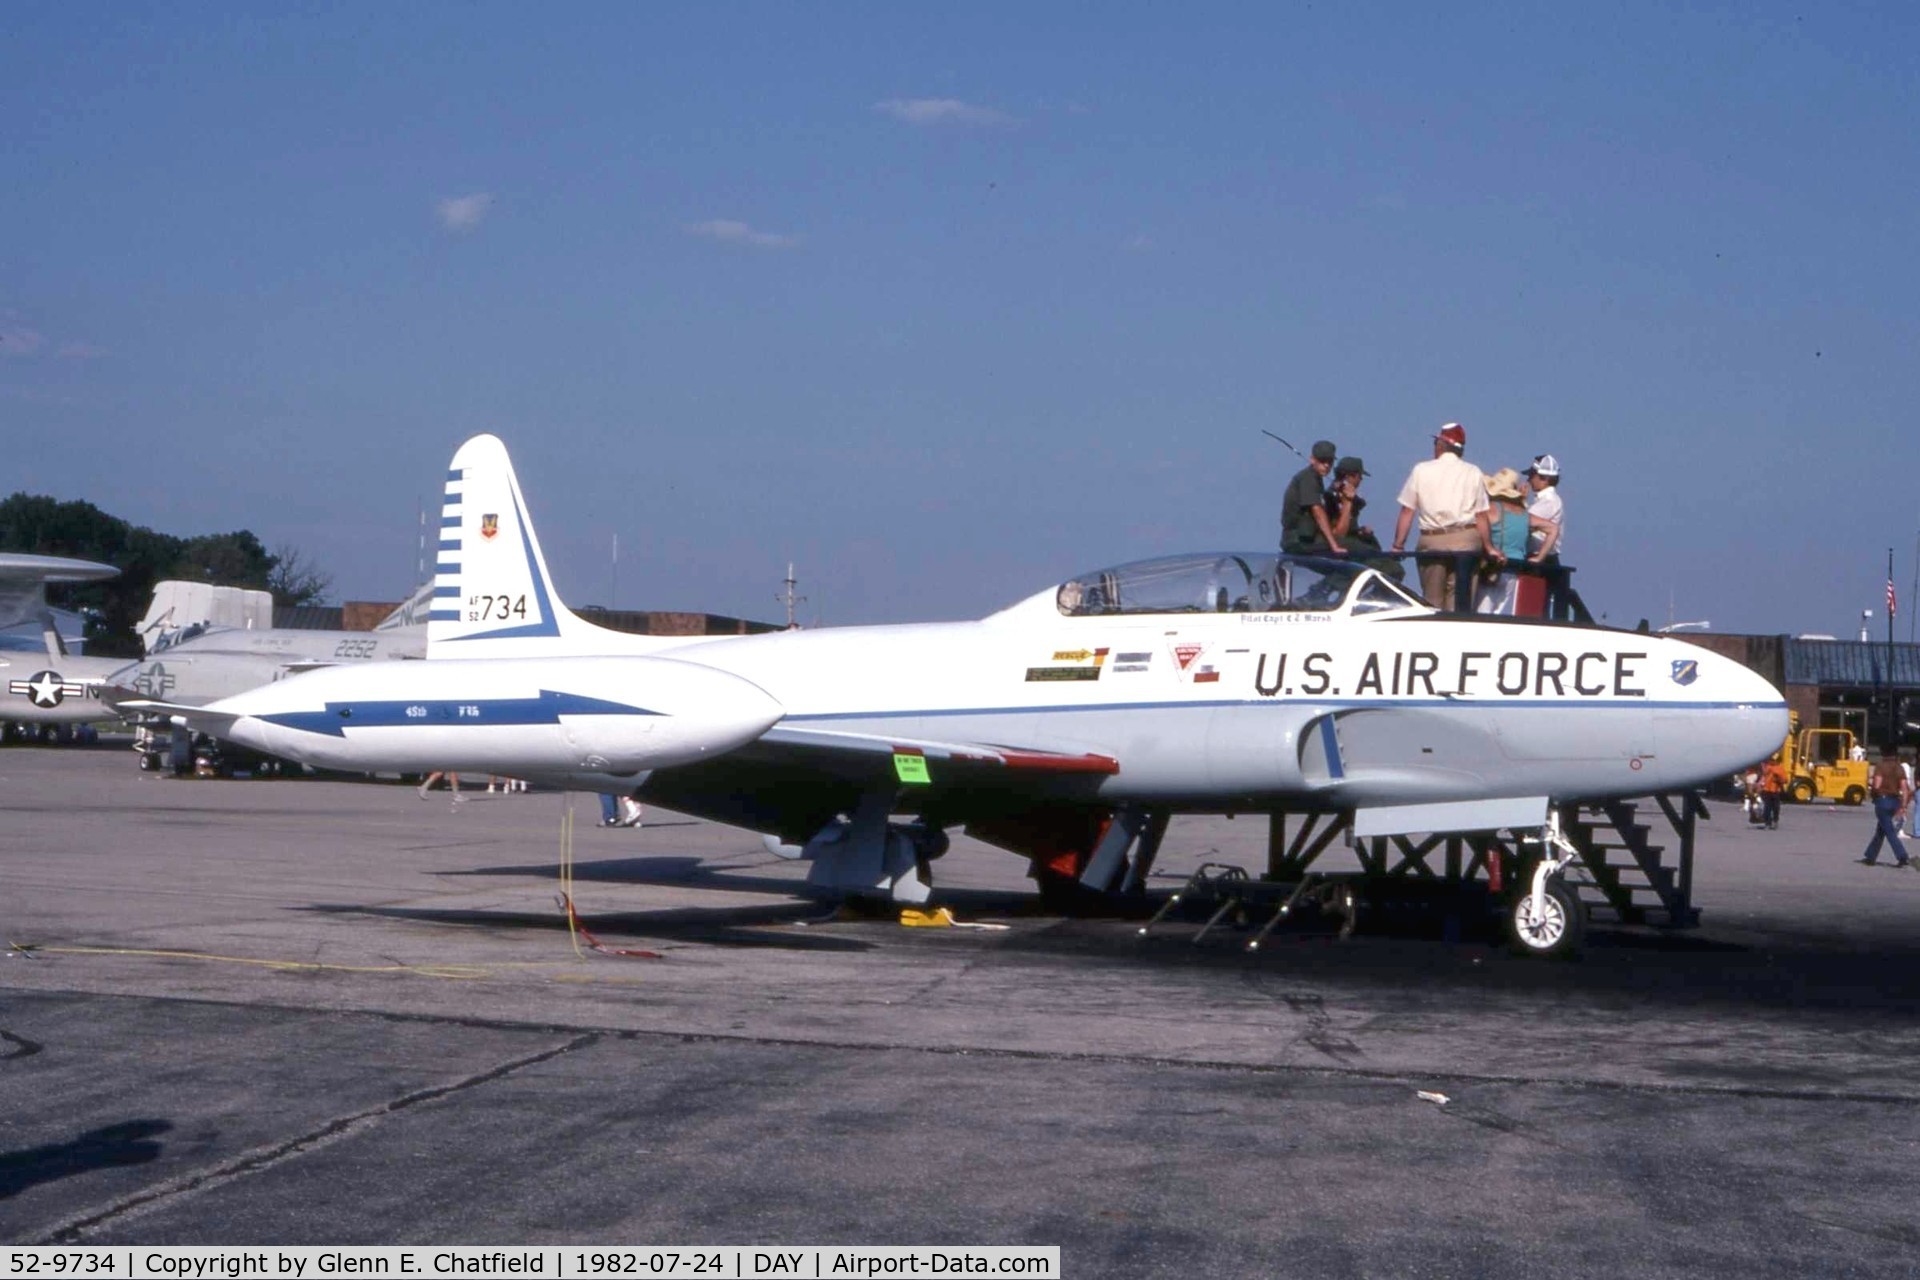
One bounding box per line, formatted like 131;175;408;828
1509;878;1583;956
1507;808;1586;958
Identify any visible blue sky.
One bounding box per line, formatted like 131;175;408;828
5;3;1918;637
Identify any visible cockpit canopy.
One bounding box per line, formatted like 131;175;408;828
1054;553;1426;619
148;621;212;654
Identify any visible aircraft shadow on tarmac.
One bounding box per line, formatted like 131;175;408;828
299;855;1057;951
1040;918;1920;1019
0;1120;170;1202
447;854;1061;922
306;855;1920;1019
298;891;878;952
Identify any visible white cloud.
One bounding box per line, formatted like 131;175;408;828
684;219;802;250
0;326;45;357
874;98;1016;127
436;192;494;232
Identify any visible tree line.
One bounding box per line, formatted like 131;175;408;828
0;493;331;658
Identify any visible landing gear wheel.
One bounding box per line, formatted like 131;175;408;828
1508;879;1584;958
138;752;159;772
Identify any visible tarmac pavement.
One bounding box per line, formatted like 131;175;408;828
3;744;1918;1275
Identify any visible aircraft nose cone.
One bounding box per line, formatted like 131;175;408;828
1731;665;1792;767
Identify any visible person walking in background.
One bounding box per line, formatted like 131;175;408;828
1758;757;1788;830
599;791;643;828
1390;423;1497;610
1859;747;1911;867
417;770;464;804
1904;754;1917;838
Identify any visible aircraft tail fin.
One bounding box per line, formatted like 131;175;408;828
430;435;665;658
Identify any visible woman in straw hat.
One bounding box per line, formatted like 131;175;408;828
1474;467;1559;614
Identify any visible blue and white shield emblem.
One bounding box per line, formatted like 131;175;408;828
1671;659;1698;686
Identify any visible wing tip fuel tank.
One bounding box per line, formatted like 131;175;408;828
198;654;784;776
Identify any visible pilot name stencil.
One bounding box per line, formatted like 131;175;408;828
1252;648;1652;700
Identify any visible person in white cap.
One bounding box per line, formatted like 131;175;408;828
1525;454;1567;614
1390;422;1498;609
1526;454;1565;555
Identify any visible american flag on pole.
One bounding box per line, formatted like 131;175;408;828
1890;576;1899;620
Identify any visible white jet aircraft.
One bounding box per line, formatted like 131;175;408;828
0;553;125;737
124;435;1789;954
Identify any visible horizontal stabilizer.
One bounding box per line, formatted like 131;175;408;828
1352;795;1549;839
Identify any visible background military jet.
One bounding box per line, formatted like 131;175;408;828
0;552;125;741
108;581;429;771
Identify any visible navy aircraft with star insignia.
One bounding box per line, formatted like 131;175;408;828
0;553;126;739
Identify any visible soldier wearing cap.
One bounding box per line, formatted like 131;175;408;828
1281;439;1344;555
1324;456;1381;554
1390;422;1498;609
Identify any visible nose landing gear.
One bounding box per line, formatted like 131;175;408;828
1507;809;1586;958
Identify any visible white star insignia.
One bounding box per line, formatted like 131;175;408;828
26;671;65;708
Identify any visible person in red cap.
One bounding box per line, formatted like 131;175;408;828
1389;422;1499;609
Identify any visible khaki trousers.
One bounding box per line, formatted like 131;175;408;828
1414;525;1482;610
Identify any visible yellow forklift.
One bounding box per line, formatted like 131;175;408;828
1772;714;1871;805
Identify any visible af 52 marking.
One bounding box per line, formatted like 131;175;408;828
1252;648;1655;700
466;593;529;624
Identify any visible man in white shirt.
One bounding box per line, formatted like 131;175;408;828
1390;422;1498;610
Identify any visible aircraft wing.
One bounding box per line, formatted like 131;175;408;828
751;724;1120;777
637;721;1120;842
100;694;243;736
